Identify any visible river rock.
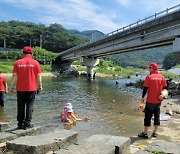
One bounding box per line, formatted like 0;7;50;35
135;140;180;154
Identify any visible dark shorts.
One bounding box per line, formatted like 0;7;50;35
0;92;4;107
144;102;161;127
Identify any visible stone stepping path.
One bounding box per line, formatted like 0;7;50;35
56;134;130;154
6;129;78;154
0;126;42;143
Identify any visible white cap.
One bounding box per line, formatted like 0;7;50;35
65;103;72;108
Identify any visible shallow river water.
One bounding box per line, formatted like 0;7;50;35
1;75;146;140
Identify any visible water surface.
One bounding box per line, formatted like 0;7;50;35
2;76;144;140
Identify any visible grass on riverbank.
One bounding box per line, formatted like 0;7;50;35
0;59;179;79
95;66;143;78
74;59;144;78
0;60;13;73
160;71;179;79
0;60;53;73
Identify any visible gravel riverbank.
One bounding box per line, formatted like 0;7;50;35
130;96;180;153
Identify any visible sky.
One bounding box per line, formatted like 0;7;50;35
0;0;180;34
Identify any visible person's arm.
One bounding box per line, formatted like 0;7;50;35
141;86;148;103
9;73;17;95
5;82;8;93
72;113;89;122
72;114;82;121
36;74;43;92
3;79;8;93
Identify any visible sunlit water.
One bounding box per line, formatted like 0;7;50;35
1;75;146;140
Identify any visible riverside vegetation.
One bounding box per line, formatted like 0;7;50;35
0;47;179;79
0;47;58;73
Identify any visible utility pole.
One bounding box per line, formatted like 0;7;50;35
30;39;32;47
4;39;6;48
40;35;42;48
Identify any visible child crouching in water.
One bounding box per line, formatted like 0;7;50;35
60;103;88;125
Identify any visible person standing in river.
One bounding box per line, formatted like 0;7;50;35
9;46;43;130
138;62;167;138
0;72;8;107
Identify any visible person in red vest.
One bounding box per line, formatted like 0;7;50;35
138;62;167;139
9;46;42;130
0;72;8;107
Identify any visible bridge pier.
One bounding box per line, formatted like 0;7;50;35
81;57;99;80
173;38;180;63
173;38;180;52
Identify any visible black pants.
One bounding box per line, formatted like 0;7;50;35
0;92;4;107
144;102;161;127
17;91;36;126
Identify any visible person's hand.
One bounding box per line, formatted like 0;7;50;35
38;87;43;92
9;88;14;95
158;95;164;101
141;97;145;103
83;117;89;122
36;87;43;95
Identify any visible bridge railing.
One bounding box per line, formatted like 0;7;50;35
61;4;180;54
106;4;180;36
0;47;20;52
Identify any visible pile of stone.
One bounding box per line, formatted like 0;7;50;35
167;80;180;96
126;79;180;97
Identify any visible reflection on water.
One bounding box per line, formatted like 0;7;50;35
4;76;144;140
0;107;8;122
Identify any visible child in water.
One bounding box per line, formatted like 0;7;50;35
60;103;88;125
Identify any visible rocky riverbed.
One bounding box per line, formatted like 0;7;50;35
130;95;180;153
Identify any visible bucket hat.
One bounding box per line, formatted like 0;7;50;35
67;107;73;113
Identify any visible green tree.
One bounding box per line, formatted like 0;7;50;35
0;20;87;53
162;53;177;70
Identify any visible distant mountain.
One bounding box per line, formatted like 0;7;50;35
110;46;173;69
68;29;105;41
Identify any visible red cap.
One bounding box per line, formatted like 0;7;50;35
147;62;158;70
22;46;33;53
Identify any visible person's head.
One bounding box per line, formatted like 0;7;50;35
66;106;73;113
65;103;73;108
147;62;158;72
22;46;33;55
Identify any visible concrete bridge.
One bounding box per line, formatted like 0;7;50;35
59;4;180;79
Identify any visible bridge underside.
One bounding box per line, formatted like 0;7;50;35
59;8;180;79
59;10;180;61
173;51;180;63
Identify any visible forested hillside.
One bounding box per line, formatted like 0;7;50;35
109;46;175;69
0;20;88;53
68;29;105;40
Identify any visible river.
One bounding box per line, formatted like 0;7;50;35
1;75;146;140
